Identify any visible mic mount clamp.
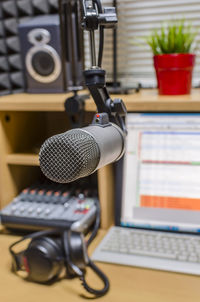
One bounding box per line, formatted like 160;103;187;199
81;0;127;134
81;0;118;31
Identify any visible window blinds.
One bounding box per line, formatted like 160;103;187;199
84;0;200;88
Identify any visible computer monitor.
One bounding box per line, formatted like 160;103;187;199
116;113;200;233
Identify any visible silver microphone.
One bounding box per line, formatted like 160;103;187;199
39;122;125;183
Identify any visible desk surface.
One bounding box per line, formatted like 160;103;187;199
1;89;200;112
0;228;200;302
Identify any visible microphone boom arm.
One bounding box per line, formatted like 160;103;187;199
80;0;127;133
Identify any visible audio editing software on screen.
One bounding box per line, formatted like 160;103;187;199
121;113;200;232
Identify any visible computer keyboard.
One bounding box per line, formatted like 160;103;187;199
92;226;200;275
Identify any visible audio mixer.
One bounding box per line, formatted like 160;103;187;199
0;183;98;232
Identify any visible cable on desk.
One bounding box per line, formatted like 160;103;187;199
80;258;110;297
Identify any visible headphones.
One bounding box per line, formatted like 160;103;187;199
9;228;109;297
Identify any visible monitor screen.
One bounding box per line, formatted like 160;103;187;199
121;113;200;233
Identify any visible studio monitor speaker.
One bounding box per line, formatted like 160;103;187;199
19;15;65;93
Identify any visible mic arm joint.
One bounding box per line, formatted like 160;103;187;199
84;67;127;133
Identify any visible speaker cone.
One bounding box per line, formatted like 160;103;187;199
32;51;55;76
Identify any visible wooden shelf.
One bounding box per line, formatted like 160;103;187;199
6;153;39;166
1;89;200;112
0;92;73;112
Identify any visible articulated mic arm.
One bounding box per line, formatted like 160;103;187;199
80;0;127;133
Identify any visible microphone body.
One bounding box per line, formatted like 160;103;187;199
39;122;125;183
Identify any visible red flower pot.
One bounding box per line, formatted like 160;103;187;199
153;53;195;95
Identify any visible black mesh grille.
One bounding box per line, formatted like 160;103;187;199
39;129;100;183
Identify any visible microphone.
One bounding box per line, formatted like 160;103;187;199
39;115;125;183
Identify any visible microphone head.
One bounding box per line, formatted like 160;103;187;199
39;129;100;183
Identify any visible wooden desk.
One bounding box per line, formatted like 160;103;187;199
0;229;200;302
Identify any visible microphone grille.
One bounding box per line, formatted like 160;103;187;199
39;129;100;183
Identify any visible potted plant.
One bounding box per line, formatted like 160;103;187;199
147;21;197;95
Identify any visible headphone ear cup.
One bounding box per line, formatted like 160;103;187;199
69;232;88;270
24;237;64;283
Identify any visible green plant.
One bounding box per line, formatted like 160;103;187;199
146;20;198;55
